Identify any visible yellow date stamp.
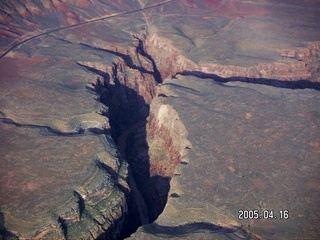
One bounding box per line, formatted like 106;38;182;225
238;209;289;220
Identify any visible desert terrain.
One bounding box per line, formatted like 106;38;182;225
0;0;319;239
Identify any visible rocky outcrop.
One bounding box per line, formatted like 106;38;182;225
145;31;320;83
279;42;320;82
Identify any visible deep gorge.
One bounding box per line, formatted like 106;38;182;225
79;34;320;239
84;36;190;239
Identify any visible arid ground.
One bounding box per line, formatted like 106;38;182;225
0;1;319;239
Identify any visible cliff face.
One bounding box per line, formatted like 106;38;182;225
145;32;320;83
85;37;191;224
0;54;132;239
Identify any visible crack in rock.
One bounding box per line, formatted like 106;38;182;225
0;117;108;136
174;70;320;91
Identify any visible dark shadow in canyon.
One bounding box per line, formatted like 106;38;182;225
134;36;163;84
0;213;18;239
79;36;163;84
78;44;154;76
0;114;109;136
141;222;247;237
0;118;87;136
175;71;320;91
92;64;170;239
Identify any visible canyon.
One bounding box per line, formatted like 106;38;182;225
0;0;320;239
